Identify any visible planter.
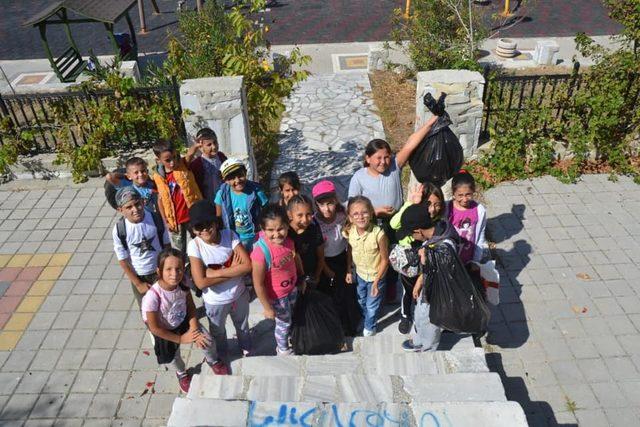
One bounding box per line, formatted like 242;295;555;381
496;38;518;58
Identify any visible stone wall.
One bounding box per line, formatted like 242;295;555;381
179;76;257;180
415;70;485;158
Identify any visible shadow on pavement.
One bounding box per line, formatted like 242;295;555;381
487;352;578;427
487;204;531;349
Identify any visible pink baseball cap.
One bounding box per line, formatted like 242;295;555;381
312;180;336;200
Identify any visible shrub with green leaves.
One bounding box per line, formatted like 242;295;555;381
157;0;310;182
391;0;486;71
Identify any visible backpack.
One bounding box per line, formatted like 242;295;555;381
105;168;126;210
254;238;272;271
389;244;421;278
116;211;166;251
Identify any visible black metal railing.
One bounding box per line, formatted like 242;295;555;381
481;62;582;141
0;77;185;153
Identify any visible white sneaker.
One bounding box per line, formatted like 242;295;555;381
363;328;376;337
276;347;293;356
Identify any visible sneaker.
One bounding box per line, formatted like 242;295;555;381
401;339;424;352
242;349;251;357
176;372;192;393
398;317;412;335
363;328;376;337
209;360;230;375
276;347;293;356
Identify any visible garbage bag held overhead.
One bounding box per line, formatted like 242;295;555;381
291;290;345;355
409;93;464;188
423;241;490;334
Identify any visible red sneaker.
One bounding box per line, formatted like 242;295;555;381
176;373;192;393
210;360;230;375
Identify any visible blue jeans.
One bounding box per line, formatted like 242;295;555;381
355;274;385;332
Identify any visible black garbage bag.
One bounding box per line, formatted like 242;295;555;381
423;241;490;334
409;93;464;187
291;289;345;355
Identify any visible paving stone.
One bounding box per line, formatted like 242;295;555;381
56;349;87;370
590;382;629;408
28;349;63;372
117;394;150;419
577;358;614;383
2;350;37;372
58;393;93;419
15;371;50;394
82;349;112;371
575;408;610;427
86;394;120;418
71;370;103;393
0;393;39;420
146;394;177;421
30;393;65;418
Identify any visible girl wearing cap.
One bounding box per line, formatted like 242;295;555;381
313;180;361;336
214;158;268;252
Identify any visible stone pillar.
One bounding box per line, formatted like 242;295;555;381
179;76;257;180
415;70;485;158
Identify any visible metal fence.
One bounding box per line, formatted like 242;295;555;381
480;62;582;141
0;78;185;153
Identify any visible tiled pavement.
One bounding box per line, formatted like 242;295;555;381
0;0;622;61
1;174;640;426
484;174;640;427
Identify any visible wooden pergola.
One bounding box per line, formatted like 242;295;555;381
23;0;138;83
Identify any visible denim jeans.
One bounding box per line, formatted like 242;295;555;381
203;288;252;360
355;274;386;332
412;290;442;351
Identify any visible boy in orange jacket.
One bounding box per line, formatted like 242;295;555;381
151;140;203;254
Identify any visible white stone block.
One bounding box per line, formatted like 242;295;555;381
167;398;248;426
248;401;321;426
319;403;411;426
336;375;394;403
187;373;244;400
412;402;528;427
248;376;303;402
402;373;506;402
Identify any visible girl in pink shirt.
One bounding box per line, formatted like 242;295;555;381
251;204;304;355
141;248;217;393
446;170;488;265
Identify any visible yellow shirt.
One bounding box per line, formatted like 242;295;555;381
344;224;385;281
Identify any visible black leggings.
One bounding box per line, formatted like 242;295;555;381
400;274;419;320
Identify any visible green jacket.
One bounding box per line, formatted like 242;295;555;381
390;201;442;247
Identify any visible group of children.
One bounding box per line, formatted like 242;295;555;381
111;120;488;393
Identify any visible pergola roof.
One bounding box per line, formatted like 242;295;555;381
24;0;137;26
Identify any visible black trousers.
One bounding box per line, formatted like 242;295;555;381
400;274;419;320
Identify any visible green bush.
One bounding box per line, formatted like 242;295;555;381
391;0;486;71
157;0;310;183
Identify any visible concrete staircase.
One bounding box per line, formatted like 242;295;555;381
167;334;528;426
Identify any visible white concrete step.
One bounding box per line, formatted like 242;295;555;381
221;347;487;378
167;399;528;427
188;372;506;403
353;332;476;354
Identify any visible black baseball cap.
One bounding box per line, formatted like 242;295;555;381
397;202;433;240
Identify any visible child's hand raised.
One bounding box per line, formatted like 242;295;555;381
409;184;425;204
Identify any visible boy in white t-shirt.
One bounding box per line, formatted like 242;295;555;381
113;187;171;307
187;200;252;375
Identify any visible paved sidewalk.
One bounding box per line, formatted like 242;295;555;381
484;174;640;427
1;173;640;426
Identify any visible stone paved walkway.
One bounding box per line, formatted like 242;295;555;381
271;73;385;197
483;174;640;427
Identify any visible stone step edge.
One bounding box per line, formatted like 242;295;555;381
199;347;489;378
168;399;528;427
187;372;506;403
